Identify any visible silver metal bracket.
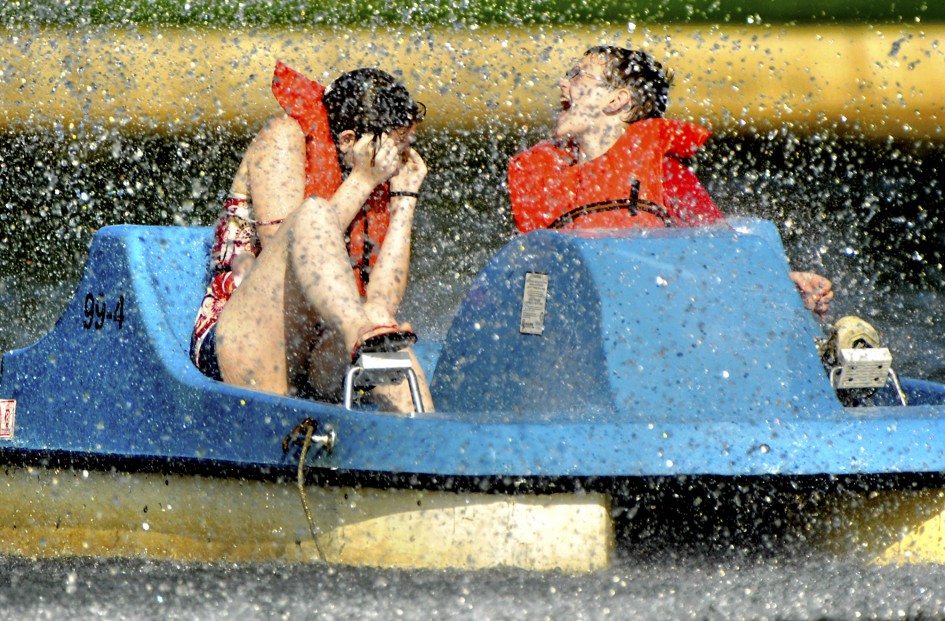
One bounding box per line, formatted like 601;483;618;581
828;347;908;406
829;347;892;389
311;426;337;454
343;351;425;415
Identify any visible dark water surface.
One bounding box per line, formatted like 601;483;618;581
4;551;945;620
2;126;945;619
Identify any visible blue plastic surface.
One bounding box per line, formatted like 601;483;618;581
2;222;945;478
432;223;836;423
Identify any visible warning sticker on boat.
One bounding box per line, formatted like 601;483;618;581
0;399;15;439
520;272;549;335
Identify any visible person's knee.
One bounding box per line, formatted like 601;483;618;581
361;301;397;327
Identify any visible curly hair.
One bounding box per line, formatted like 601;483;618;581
322;68;425;144
584;46;673;122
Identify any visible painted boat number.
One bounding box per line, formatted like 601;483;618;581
82;292;125;330
519;272;549;335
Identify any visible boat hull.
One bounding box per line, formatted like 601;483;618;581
0;462;613;571
5;220;945;569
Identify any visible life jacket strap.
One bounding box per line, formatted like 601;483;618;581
548;179;671;230
548;198;672;230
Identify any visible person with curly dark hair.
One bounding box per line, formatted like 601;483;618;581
191;63;433;412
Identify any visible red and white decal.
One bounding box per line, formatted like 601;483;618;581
0;400;15;439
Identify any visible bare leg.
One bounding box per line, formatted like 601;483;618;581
287;198;375;351
215;200;373;393
289;200;432;412
216;198;430;413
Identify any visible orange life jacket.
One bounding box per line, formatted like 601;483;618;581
508;118;711;233
271;62;390;296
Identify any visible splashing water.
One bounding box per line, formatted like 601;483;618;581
2;7;945;618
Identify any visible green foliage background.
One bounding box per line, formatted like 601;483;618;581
1;0;941;27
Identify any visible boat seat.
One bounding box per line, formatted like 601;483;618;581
431;220;843;423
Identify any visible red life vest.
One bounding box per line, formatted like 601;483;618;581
508;118;711;233
271;62;390;296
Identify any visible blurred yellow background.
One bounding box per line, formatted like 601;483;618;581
2;24;943;139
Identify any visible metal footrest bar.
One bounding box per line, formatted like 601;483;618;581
343;351;425;415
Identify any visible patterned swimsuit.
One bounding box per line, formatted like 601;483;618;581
190;194;284;375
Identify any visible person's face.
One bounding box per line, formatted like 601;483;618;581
388;125;416;161
554;54;614;140
338;125;416;167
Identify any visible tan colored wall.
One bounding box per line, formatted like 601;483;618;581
2;24;943;139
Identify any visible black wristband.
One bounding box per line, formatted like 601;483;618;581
389;191;420;199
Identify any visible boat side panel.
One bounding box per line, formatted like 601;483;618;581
587;231;839;421
0;226;319;466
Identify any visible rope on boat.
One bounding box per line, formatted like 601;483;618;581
296;421;327;561
283;417;335;562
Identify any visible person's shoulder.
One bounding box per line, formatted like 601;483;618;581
251;115;305;152
261;114;304;137
637;118;711;160
657;118;711;153
511;140;572;167
525;140;569;154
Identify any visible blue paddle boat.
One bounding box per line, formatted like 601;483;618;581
2;218;945;570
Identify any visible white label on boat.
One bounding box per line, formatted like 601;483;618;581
520;272;549;335
0;399;15;439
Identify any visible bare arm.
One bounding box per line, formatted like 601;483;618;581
328;134;405;229
364;146;427;314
